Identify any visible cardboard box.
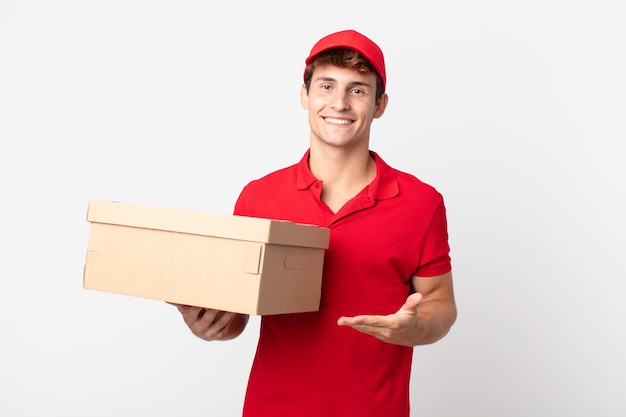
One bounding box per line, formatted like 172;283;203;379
83;200;330;315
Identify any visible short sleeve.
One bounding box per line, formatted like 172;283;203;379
413;199;452;277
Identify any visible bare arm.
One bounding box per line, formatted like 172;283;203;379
171;304;249;341
337;271;457;346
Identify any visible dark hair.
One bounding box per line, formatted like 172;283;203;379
304;48;385;102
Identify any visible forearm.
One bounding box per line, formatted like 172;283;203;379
413;299;457;346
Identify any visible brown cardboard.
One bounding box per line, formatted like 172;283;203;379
83;200;330;315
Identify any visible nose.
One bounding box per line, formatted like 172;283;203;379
330;90;350;111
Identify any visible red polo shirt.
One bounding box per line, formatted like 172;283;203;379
234;150;451;417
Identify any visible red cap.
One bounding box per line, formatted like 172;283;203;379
304;29;386;89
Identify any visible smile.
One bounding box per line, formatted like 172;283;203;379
324;117;352;126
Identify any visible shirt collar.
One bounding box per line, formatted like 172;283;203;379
296;149;318;190
296;149;399;201
369;150;400;200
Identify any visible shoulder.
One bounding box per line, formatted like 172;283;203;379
235;161;299;211
234;160;307;218
242;163;297;193
374;152;444;205
397;170;443;200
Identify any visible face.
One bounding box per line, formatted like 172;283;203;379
301;64;388;150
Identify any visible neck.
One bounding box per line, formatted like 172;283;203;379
308;143;377;213
308;143;374;183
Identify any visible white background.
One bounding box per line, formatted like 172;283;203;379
1;1;625;416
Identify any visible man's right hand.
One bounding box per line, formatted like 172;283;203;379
170;303;249;341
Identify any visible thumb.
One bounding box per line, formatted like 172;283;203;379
397;292;423;314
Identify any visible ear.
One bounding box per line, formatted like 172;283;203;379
373;93;389;119
300;84;309;110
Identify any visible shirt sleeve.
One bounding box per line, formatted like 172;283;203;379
413;199;452;277
233;183;253;216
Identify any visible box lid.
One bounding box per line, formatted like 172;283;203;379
86;200;330;249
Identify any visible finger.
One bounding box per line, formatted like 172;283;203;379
213;312;237;333
337;315;361;326
186;308;216;337
166;301;183;308
198;309;233;329
166;302;193;315
179;306;206;328
340;319;392;341
338;314;390;328
397;292;423;314
200;311;237;339
197;308;220;327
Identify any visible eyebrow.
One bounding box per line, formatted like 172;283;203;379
315;76;372;88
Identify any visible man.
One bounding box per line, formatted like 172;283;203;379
174;29;457;416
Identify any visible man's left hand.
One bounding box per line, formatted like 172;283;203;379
337;292;424;347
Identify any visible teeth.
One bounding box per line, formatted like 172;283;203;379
325;117;351;125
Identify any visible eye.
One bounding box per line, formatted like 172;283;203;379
351;87;365;95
